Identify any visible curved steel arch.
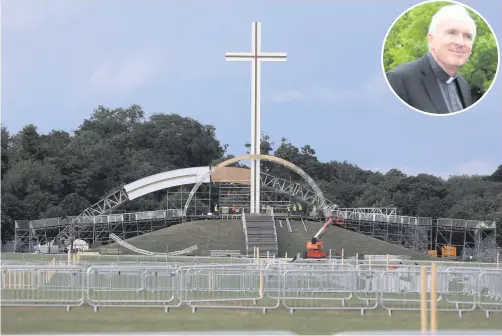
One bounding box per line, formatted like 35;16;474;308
183;154;338;218
54;163;337;247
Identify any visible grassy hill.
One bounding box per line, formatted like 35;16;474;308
276;219;437;261
97;218;435;260
98;219;246;255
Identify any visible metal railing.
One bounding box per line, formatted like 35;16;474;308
2;253;501;268
242;212;248;256
1;261;501;317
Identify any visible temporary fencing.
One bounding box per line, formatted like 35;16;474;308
1;260;501;317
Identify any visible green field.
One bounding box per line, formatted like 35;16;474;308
2;253;501;334
2;306;502;334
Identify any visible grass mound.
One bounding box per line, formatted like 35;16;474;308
97;218;434;260
276;219;436;260
97;219;245;255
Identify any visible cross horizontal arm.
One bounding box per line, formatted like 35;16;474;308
225;52;255;58
226;52;288;62
256;52;287;58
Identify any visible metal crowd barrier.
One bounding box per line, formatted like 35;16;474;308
1;262;501;317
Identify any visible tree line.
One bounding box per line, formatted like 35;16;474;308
1;105;501;245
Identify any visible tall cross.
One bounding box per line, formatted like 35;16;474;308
225;22;287;214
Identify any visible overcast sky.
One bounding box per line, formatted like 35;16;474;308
2;0;501;178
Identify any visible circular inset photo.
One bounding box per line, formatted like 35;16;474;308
382;0;500;116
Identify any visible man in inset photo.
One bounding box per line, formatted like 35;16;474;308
386;4;476;114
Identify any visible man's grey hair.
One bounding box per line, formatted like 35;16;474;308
428;4;477;40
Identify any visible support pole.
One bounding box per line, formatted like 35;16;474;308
420;266;428;333
209;270;213;292
259;258;264;297
430;263;438;332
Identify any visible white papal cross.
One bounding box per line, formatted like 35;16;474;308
225;22;287;214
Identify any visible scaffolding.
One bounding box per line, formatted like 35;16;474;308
166;184;212;216
182;171;335;215
216;182;293;214
339;210;498;261
337;209;432;254
14;207;499;261
15;211;183;252
14;220;32;252
434;218;497;262
164;180;292;215
19;170;323;251
12;168;498;261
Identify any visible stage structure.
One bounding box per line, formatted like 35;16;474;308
28;164;331;252
331;210;497;262
165;168;330;216
183;154;334;218
16;207;498;261
14;165;498;261
14;211;183;253
225;22;287;214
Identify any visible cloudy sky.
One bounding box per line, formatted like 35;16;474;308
2;0;501;178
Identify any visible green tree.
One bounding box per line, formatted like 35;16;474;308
1;105;501;246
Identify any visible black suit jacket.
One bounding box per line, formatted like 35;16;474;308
386;54;472;114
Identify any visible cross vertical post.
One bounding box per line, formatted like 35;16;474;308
225;22;287;214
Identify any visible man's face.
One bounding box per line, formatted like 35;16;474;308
428;17;475;69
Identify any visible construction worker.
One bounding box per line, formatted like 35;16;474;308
292;204;297;215
298;203;303;216
214;204;219;215
286;205;290;215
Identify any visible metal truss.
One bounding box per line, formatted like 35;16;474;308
338;208;398;220
19;171;336;251
109;233;198;256
183;154;334;217
53;188;129;248
217;172;329;213
259;173;333;209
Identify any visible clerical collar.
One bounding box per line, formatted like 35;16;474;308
427;52;456;84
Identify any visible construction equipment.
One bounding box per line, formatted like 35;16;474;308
303;214;345;259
